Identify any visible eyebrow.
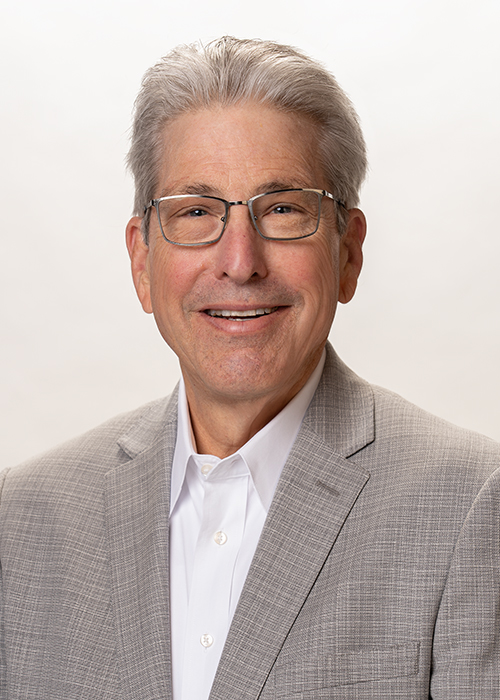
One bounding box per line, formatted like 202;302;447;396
158;179;314;199
157;183;217;198
254;180;312;194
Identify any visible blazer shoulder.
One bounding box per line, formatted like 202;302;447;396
1;394;176;492
368;382;500;479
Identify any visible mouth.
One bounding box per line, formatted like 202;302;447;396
204;307;279;321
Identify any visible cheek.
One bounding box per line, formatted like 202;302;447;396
306;242;339;330
148;248;199;312
291;237;339;302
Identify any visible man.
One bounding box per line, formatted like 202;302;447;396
0;36;499;699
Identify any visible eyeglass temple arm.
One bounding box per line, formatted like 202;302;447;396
321;190;347;210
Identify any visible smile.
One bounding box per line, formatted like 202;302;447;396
205;307;278;321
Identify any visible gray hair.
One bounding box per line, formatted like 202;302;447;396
127;36;367;241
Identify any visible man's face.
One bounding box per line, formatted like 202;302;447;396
127;102;365;414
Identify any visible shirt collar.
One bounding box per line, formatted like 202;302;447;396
170;350;325;514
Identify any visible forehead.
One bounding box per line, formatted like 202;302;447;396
155;102;327;197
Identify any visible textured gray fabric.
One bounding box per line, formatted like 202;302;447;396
1;343;499;699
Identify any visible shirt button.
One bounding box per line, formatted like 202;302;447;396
201;464;213;476
200;633;214;648
214;531;228;546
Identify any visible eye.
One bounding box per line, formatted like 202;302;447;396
271;204;294;215
186;207;209;217
255;192;311;219
265;201;307;217
172;204;215;219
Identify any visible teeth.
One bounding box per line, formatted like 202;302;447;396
207;307;277;319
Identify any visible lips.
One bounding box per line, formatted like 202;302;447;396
205;307;279;320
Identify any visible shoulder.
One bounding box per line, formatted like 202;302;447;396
0;394;176;498
371;382;500;459
316;345;500;477
363;383;500;498
317;345;500;497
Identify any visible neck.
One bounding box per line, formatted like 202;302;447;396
184;377;314;459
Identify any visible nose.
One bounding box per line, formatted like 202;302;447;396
212;203;269;284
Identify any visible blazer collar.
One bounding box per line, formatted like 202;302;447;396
116;385;179;459
303;342;375;458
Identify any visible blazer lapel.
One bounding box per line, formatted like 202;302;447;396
209;345;374;700
104;393;178;700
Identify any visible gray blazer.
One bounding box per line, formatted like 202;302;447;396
1;344;499;699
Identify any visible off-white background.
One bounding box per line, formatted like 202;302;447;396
2;0;499;467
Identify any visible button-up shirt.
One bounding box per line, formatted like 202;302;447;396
169;351;325;700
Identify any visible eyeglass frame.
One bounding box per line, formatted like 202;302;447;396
143;188;347;247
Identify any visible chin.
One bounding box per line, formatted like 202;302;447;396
204;353;285;396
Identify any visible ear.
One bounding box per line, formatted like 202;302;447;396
126;217;153;314
338;208;366;304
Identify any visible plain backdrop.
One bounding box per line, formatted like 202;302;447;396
2;0;499;467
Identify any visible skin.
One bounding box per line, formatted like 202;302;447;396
126;102;366;458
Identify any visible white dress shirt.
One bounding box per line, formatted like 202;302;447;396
169;351;325;700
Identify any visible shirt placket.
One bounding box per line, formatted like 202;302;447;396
180;462;249;699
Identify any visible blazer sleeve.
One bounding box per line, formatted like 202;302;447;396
0;468;10;698
430;465;500;698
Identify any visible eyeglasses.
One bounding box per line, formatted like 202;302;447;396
144;188;345;246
